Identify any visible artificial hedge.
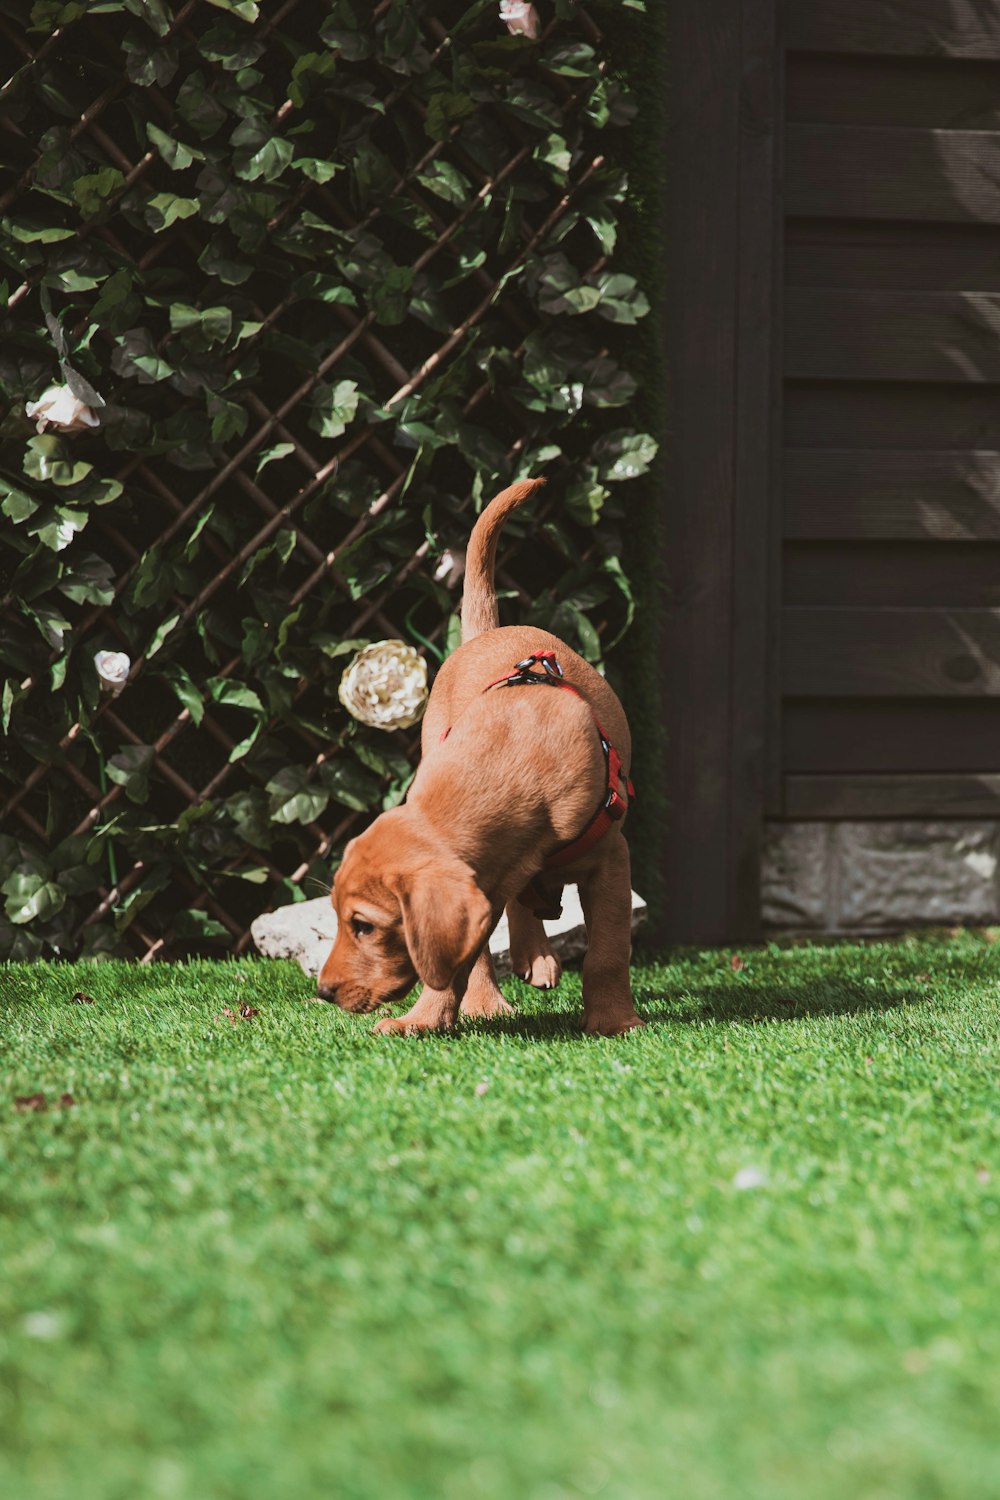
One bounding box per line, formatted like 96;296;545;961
0;0;658;959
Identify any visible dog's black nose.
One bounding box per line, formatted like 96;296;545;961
315;981;338;1004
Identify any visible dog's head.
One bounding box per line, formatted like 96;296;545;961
317;808;493;1012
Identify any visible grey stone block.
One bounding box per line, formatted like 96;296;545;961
835;820;1000;930
761;822;831;930
251;885;648;979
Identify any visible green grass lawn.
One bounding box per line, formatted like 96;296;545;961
2;938;999;1500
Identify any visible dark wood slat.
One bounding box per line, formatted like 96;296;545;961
784;698;1000;773
732;0;782;918
784;542;1000;605
786;383;1000;451
786;124;1000;222
786;221;1000;292
785;773;1000;818
787;53;1000;131
787;1;1000;59
783;607;1000;695
660;0;739;942
659;0;780;942
784;449;1000;538
786;288;1000;381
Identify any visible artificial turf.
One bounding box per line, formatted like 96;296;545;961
2;939;999;1500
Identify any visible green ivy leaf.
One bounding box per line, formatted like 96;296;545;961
32;506;88;551
292;158;341;184
543;41;598;77
266;767;329;826
144;193;200;231
176;70;229;138
197;237;253;284
1;481;40;523
146;611;182;658
170;302;233;345
256;442;295;475
2;870;65;925
72;168;125;219
165;664;205;725
2;219;75;244
106;744;155;804
23;436;93;488
231;120;294;183
565;469;608;527
592;271;650;325
147;122;203;171
319;759;382;812
205;0;259;21
24;602;71;651
122;34;179;87
594;430;659;482
533;134;572;178
424;90;475;141
308;379;360;439
207;678;264;713
367;266;414;326
415;161;471;206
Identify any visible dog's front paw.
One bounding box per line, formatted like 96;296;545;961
373;1016;413;1036
460;991;515;1020
521;953;562;990
371;1015;439;1036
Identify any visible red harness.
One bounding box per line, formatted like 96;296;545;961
440;650;634;914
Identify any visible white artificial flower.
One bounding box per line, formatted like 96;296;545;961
338;640;428;732
433;548;465;588
499;1;540;38
94;650;131;695
25;384;101;435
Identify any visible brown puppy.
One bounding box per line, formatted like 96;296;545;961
317;477;644;1036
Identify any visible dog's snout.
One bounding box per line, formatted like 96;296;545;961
315;980;338;1005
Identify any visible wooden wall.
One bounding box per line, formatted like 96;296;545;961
659;0;1000;942
781;1;1000;824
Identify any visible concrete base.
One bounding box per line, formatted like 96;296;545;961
762;820;1000;934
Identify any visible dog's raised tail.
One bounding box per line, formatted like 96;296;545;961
461;477;546;643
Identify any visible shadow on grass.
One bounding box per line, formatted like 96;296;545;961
456;981;928;1042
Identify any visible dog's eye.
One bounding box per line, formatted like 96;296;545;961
350;917;375;938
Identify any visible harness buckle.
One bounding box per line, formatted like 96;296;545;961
605;786;628;820
514;651;564;680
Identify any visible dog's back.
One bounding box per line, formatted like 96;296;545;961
420;479;629;766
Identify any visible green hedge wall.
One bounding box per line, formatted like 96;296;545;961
0;0;659;959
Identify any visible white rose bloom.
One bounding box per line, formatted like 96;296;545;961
26;384;101;435
433;548;465;588
499;1;540;37
94;650;131;695
338;640;428;732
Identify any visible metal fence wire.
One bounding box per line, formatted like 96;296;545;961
0;0;654;960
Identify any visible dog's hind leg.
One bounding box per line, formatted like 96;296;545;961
577;833;644;1036
506;902;562;990
459;948;515;1020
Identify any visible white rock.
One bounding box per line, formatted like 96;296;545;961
250;884;648;979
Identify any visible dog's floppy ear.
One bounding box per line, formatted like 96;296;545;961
394;860;493;991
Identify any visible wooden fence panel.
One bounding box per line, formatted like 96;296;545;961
780;19;1000;826
787;0;1000;58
